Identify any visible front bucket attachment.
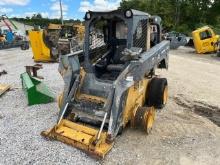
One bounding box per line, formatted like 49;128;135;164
41;119;113;159
20;72;54;105
0;84;10;96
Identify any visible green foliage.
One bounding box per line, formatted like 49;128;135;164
11;13;82;28
120;0;220;35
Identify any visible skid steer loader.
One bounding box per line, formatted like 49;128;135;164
42;9;170;159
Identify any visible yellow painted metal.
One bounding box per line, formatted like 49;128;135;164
145;107;155;134
122;79;150;126
41;119;113;159
77;94;107;104
74;68;107;104
58;92;64;109
29;30;52;62
45;75;157;159
163;86;168;105
73;24;85;42
192;26;220;54
131;107;155;134
29;23;84;62
48;23;62;30
0;84;10;96
122;78;157;134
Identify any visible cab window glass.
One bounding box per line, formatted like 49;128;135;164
200;30;212;40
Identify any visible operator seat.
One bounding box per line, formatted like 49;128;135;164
106;45;126;72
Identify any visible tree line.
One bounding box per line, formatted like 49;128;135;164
12;13;82;28
11;0;220;35
120;0;220;35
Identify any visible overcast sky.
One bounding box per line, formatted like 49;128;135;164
0;0;121;20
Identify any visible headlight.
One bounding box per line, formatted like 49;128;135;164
125;76;133;82
125;10;133;18
85;12;91;20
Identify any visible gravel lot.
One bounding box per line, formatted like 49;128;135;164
0;47;220;165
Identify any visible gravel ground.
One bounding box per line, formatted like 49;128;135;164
0;47;220;165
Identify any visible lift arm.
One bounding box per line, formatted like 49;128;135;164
1;15;18;32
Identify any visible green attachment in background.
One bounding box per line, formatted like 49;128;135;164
20;72;55;106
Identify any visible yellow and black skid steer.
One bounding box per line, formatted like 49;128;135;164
42;9;170;159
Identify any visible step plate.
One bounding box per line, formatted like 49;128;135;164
41;119;113;159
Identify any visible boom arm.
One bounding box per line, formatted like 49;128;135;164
1;15;18;32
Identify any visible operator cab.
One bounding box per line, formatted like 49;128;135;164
87;15;128;80
83;10;162;81
192;26;220;54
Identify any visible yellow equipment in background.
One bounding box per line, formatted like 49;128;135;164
192;26;220;54
59;23;85;43
29;31;55;62
29;23;85;62
47;23;62;30
73;24;85;41
29;24;61;62
0;35;6;42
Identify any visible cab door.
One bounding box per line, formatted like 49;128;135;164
199;29;215;53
